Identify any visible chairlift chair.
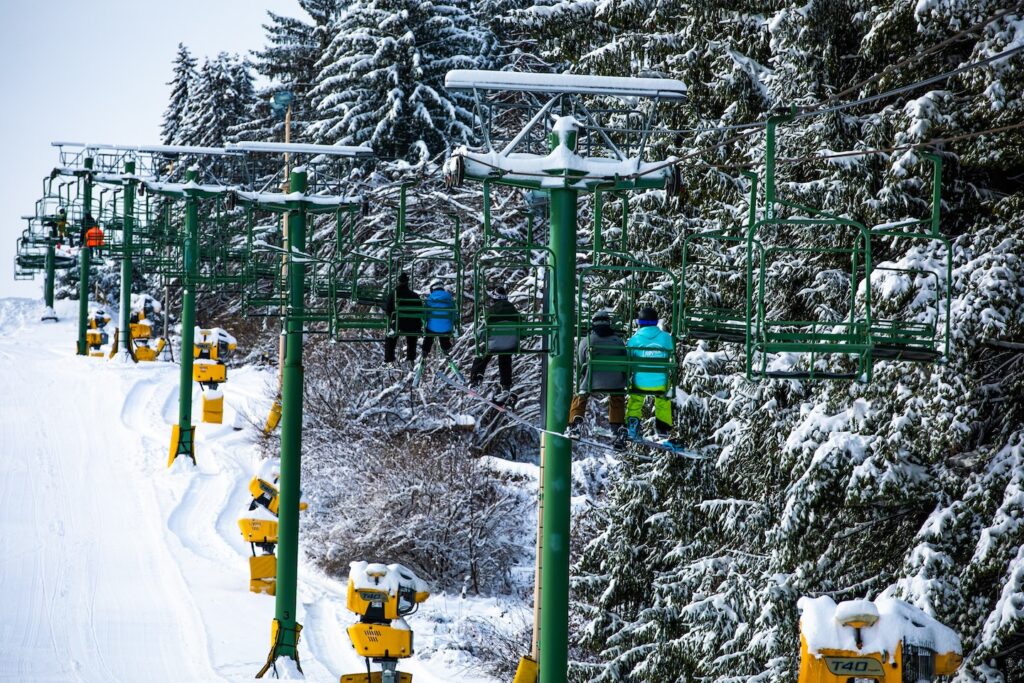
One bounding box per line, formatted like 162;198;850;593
575;262;680;396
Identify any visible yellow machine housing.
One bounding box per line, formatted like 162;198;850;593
238;518;279;544
248;476;307;517
193;360;227;385
347;622;413;659
341;563;429;683
264;398;282;434
130;320;152;341
194;327;236;362
346;577;428;622
134;338;166;362
88;311;111;329
238;472;307;595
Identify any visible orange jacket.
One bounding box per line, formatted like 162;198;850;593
85;226;104;248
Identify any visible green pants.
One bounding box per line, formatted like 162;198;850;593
626;393;672;426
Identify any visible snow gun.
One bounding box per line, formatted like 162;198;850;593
125;295;166;362
798;596;962;683
85;308;111;357
237;463;308;596
341;561;429;683
192;326;236;423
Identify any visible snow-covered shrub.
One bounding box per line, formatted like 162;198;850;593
301;430;527;594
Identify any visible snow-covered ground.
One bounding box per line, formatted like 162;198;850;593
0;297;513;682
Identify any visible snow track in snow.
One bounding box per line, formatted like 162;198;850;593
0;300;216;681
0;298;504;683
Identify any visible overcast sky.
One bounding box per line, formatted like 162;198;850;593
0;0;299;298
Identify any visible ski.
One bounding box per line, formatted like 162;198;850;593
438;372;709;460
412;346;465;389
593;426;708;457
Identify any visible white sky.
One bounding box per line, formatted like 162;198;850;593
0;0;299;298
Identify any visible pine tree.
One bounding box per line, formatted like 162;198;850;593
161;43;197;146
246;0;340;143
545;0;1024;680
178;52;257;149
308;0;493;159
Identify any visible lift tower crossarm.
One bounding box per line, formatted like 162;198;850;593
445;69;688;101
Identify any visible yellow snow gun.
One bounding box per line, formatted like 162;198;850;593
798;596;961;683
193;326;237;423
86;308;111;357
238;472;307;596
341;562;429;683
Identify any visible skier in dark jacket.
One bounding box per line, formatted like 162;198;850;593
383;273;423;363
470;286;520;398
567;310;628;447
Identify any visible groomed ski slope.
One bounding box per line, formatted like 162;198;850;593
0;298;505;682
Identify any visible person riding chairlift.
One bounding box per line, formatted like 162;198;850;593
82;214;104;255
383;273;423;365
626;306;676;445
470;285;520;403
420;280;456;360
567;310;629;449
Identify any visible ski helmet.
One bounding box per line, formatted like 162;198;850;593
637;306;659;326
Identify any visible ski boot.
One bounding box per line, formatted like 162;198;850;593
565;417;584;439
626;417;642;441
612;425;628;451
493;386;515;407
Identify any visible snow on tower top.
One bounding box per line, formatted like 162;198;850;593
798;596;961;657
444;69;688;101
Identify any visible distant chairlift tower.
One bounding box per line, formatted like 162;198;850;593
443;69;687;683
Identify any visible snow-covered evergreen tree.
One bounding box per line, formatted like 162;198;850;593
308;0;493;159
242;0;340;143
178;52;256;149
542;1;1024;681
161;43;197;146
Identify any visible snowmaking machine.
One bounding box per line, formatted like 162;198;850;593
340;561;430;683
127;295;166;362
128;313;166;361
237;461;307;596
192;326;236;423
798;596;961;683
85;308;111;357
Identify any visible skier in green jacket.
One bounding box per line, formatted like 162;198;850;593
625;306;675;443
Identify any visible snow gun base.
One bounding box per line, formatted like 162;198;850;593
513;655;538;683
340;668;412;683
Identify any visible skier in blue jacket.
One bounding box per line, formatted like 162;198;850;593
421;280;456;359
626;306;676;442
